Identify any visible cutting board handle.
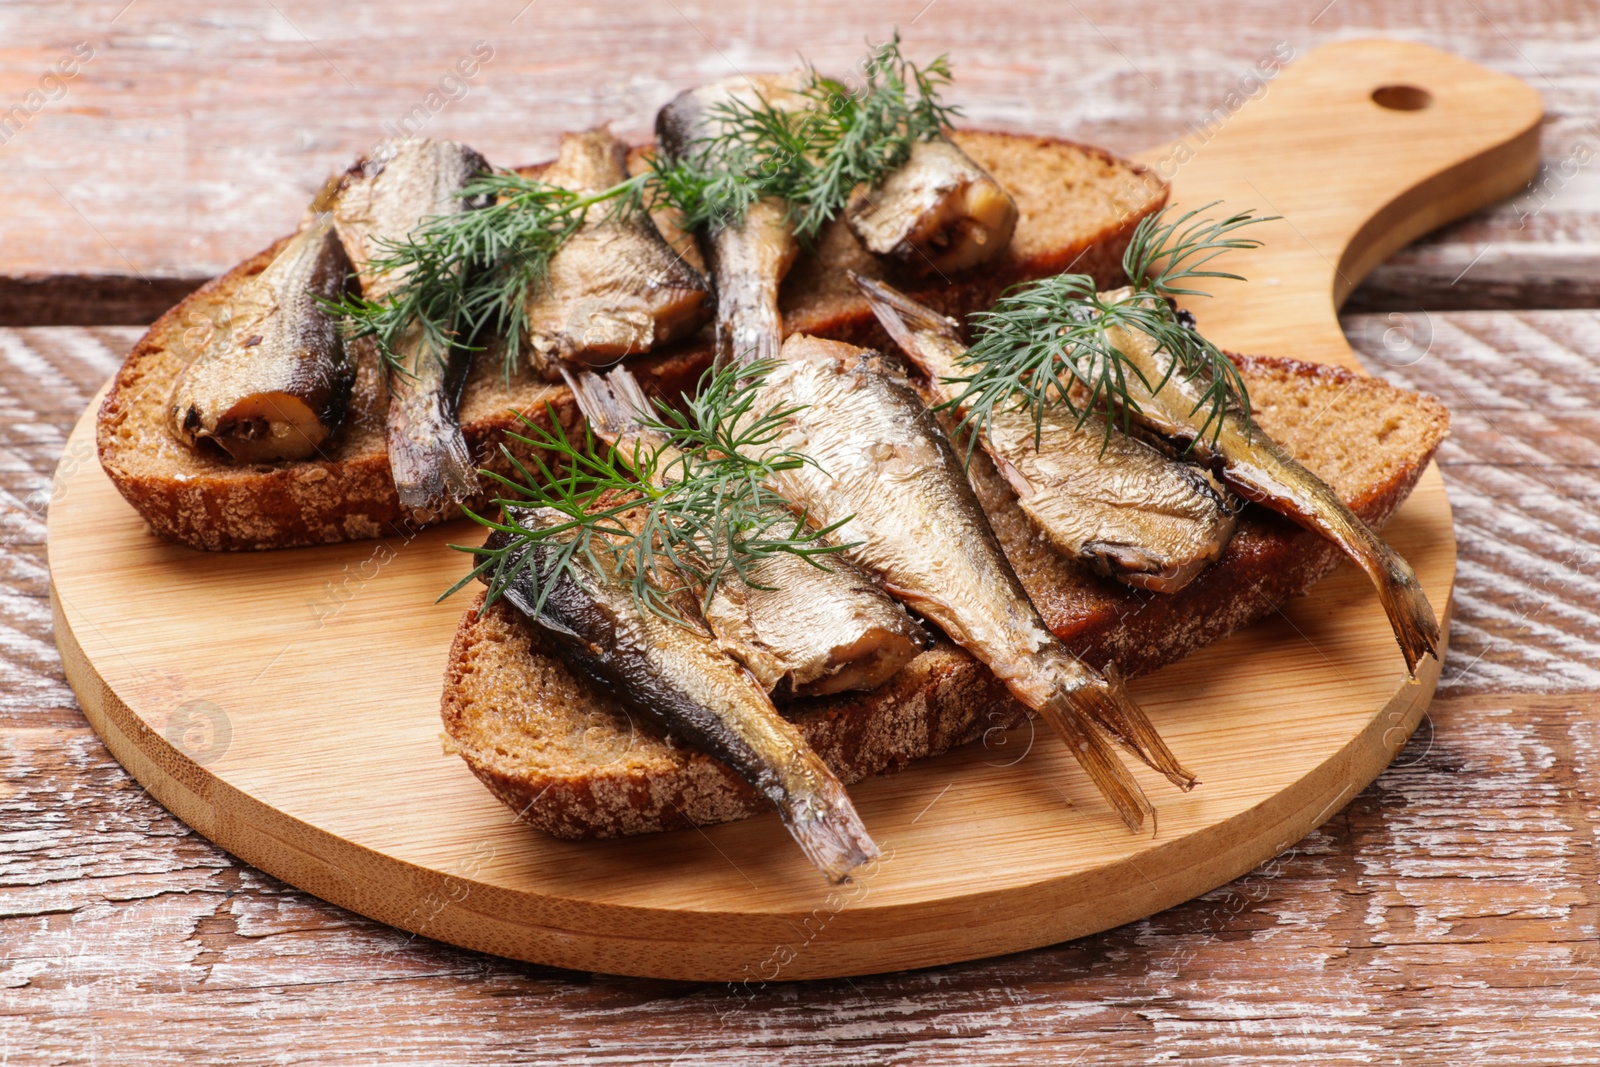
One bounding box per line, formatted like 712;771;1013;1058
1135;38;1543;367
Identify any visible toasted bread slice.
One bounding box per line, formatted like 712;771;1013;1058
441;355;1450;837
96;131;1165;550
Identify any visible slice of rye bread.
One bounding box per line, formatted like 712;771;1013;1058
441;354;1450;838
96;130;1165;551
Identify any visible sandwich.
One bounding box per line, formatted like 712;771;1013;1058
95;38;1448;883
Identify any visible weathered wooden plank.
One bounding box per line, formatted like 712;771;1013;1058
0;328;131;735
3;308;1598;1061
1342;310;1600;696
0;0;1594;324
5;693;1600;1064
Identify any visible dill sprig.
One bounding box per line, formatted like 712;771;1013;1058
324;35;947;382
324;171;646;382
443;360;851;622
328;36;957;381
945;203;1274;453
664;35;959;236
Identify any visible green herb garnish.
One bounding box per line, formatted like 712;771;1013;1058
322;172;647;383
443;360;851;623
328;35;955;381
662;34;958;237
945;203;1274;453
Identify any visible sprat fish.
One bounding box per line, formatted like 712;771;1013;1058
524;128;712;379
856;274;1238;593
656;74;808;365
564;364;928;697
486;506;880;882
1097;287;1441;675
169;200;353;464
333;138;491;510
749;334;1196;831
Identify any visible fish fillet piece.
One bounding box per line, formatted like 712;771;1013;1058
485;507;880;882
749;334;1196;831
564;364;928;696
169;215;353;464
523;128;712;379
855;274;1238;593
846;138;1018;277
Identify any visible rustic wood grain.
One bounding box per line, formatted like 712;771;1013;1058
1345;310;1600;697
5;303;1600;1059
0;0;1595;324
5;0;1599;1058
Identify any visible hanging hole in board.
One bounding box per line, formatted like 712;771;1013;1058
1371;85;1433;111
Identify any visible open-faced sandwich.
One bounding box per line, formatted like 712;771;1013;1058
97;38;1448;883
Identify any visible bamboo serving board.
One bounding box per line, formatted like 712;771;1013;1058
48;40;1539;982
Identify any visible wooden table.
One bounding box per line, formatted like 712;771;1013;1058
4;2;1597;1062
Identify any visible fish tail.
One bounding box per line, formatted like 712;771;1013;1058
1032;697;1156;833
851;271;963;359
307;172;346;217
1367;544;1442;680
1312;503;1441;678
388;386;479;510
1225;441;1441;679
1298;481;1441;679
562;365;652;446
778;755;881;884
1075;663;1198;792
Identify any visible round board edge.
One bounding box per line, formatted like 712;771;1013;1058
48;389;1454;982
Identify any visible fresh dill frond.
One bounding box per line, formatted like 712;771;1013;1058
1128;204;1276;298
944;203;1274;454
328;35;958;380
443;360;852;623
643;136;762;238
665;34;959;236
324;171;648;383
782;44;957;235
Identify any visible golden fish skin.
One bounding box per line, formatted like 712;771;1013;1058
563;365;928;697
169;217;353;464
846;139;1018;277
486;507;880;883
702;196;796;366
750;335;1196;832
701;550;928;697
333;138;490;510
855;275;1238;593
1096;287;1442;676
656;75;807;365
523;129;711;380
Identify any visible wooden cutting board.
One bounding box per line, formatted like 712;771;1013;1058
47;40;1539;982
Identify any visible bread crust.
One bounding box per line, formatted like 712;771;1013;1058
96;130;1165;551
440;354;1451;838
